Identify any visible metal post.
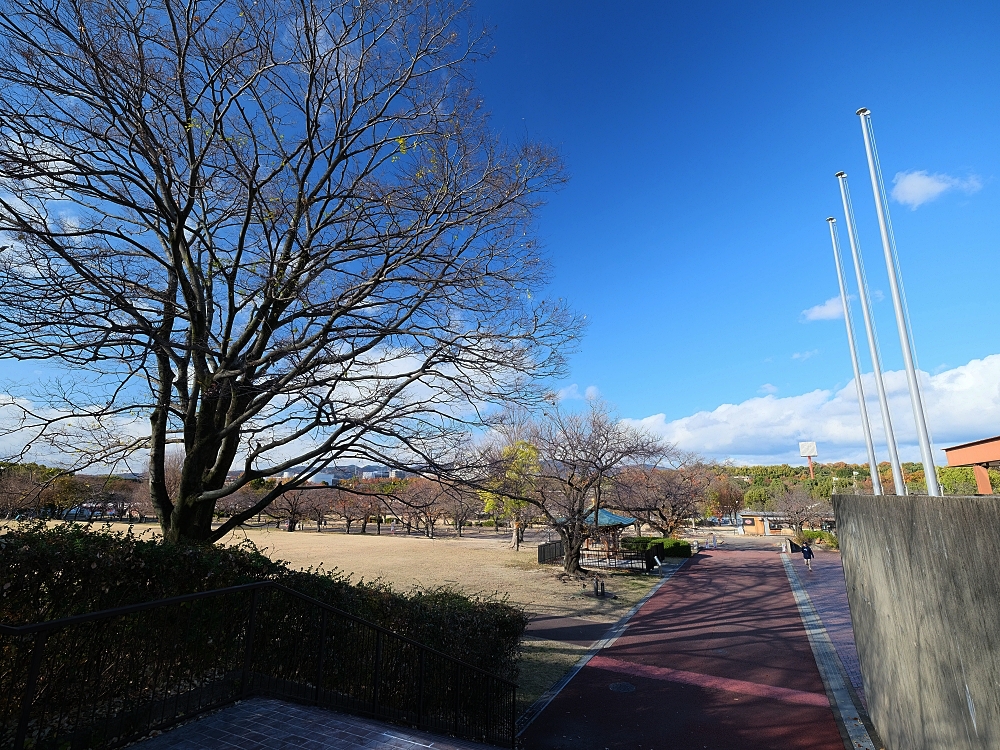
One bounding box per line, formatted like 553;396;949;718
836;171;906;495
857;108;941;496
826;218;883;495
510;682;517;749
372;630;382;715
453;663;461;735
14;631;48;750
315;609;328;704
416;650;425;729
241;588;259;697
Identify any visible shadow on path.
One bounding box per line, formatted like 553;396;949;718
519;550;846;750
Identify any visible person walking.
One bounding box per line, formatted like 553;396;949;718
801;541;814;571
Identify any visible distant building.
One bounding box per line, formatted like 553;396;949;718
737;511;835;536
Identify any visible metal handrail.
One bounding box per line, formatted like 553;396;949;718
1;580;517;748
0;581;516;687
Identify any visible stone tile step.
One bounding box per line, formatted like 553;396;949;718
133;697;496;750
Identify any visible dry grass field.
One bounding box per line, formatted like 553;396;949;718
218;523;657;619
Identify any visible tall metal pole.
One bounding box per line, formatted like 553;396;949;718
857;108;941;496
827;218;883;495
836;172;906;495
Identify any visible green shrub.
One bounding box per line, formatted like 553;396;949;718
650;538;692;558
800;530;839;550
0;523;526;679
620;536;653;551
620;536;692;558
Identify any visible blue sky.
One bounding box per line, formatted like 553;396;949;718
472;0;1000;464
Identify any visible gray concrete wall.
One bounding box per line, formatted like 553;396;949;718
833;494;1000;750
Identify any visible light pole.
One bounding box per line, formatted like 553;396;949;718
857;108;941;496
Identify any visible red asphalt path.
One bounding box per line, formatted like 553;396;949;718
519;551;846;750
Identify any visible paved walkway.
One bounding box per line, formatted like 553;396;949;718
134;699;488;750
791;550;867;707
519;550;851;750
135;551;868;750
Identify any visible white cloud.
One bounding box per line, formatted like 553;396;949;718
627;354;1000;464
792;350;819;361
556;383;600;402
801;296;843;322
891;170;982;209
758;383;778;395
556;383;582;401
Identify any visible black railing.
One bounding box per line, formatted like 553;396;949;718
580;548;652;572
0;582;516;749
536;540;564;564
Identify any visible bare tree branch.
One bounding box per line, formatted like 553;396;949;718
0;0;580;542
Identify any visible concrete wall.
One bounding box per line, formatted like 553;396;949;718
833;494;1000;750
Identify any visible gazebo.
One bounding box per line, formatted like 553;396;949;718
581;508;637;553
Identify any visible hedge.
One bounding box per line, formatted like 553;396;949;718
800;529;839;550
0;523;526;680
620;536;692;558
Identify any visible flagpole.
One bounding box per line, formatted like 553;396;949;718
827;217;882;495
857;108;941;496
836;171;906;495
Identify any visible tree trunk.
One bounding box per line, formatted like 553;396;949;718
562;534;584;575
163;498;216;543
287;516;297;531
361;516;369;534
345;519;352;533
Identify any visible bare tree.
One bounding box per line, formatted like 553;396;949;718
773;486;832;536
0;467;44;518
705;474;745;524
399;477;449;538
0;0;578;544
266;488;317;532
442;484;477;537
612;461;711;538
330;486;369;534
485;400;672;575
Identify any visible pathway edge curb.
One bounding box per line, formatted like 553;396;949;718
781;553;881;750
514;559;688;736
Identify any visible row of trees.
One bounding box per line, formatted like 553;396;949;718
2;397;726;574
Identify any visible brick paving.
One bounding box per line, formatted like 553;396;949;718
133;698;491;750
790;550;867;707
519;550;847;750
135;550;868;750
